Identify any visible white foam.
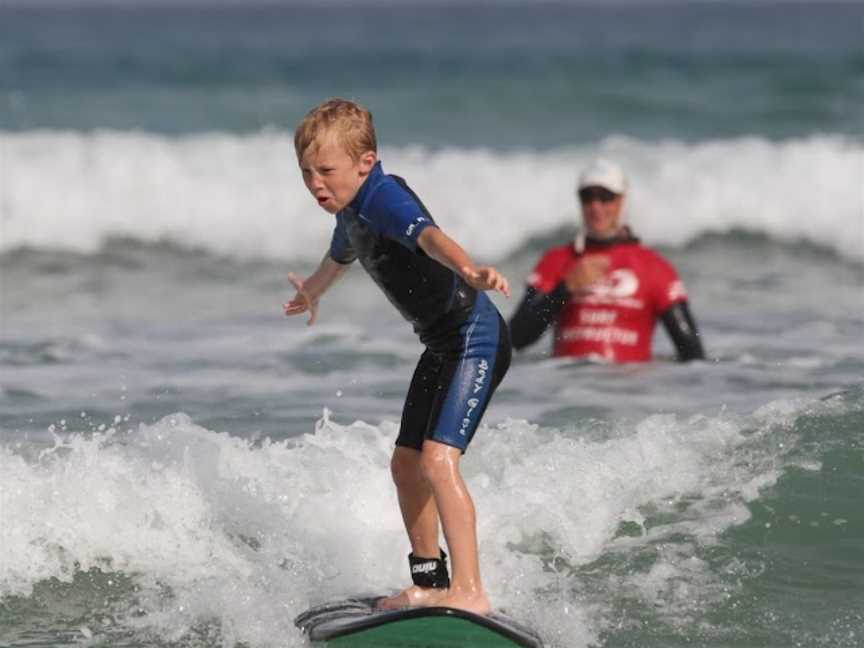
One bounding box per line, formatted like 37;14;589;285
0;399;827;646
1;130;861;261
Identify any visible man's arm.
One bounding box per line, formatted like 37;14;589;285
509;255;608;350
660;301;706;362
508;284;569;350
283;253;351;326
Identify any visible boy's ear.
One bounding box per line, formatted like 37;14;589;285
358;150;377;173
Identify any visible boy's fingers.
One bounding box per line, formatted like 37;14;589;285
284;272;314;320
306;303;318;326
287;272;305;292
461;266;479;281
287;273;316;309
500;277;511;297
462;265;509;295
494;274;510;297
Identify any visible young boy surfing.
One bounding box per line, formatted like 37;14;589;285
284;98;511;615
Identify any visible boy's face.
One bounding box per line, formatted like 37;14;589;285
299;133;377;214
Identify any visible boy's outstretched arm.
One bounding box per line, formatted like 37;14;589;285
283;253;350;326
417;227;510;297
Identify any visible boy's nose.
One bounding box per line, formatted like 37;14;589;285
308;174;324;190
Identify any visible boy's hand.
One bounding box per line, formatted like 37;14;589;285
462;266;510;298
284;272;319;326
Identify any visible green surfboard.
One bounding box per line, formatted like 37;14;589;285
294;595;544;647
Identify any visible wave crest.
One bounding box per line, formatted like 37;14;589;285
2;131;860;261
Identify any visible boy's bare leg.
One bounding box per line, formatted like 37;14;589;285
377;446;448;610
419;440;490;615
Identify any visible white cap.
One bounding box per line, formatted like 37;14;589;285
577;159;627;195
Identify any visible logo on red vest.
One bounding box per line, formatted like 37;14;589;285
592;269;639;298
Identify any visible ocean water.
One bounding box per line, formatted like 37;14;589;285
1;2;863;647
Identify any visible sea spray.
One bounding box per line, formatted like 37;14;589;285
2;133;861;262
3;394;849;647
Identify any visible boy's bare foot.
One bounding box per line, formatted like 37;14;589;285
376;585;447;610
432;587;491;616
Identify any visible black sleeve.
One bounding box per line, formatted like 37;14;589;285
508;283;570;350
660;301;706;362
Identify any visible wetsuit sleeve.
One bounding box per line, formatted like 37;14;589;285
509;283;569;350
660;301;706;362
646;251;703;361
364;180;436;251
328;215;357;264
509;248;570;350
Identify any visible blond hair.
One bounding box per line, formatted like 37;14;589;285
294;98;377;162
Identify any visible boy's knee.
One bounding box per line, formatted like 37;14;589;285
419;445;454;484
390;447;423;489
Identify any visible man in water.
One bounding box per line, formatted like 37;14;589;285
509;159;705;363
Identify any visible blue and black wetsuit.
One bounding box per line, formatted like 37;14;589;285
329;161;510;452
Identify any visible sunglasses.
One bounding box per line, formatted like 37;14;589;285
578;187;618;204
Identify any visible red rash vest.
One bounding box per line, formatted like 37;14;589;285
527;241;688;362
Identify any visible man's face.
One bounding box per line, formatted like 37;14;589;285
299;133;376;214
579;186;624;239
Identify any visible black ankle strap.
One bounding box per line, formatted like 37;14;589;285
408;549;450;589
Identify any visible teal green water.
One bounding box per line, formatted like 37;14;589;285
591;394;864;648
1;2;861;145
